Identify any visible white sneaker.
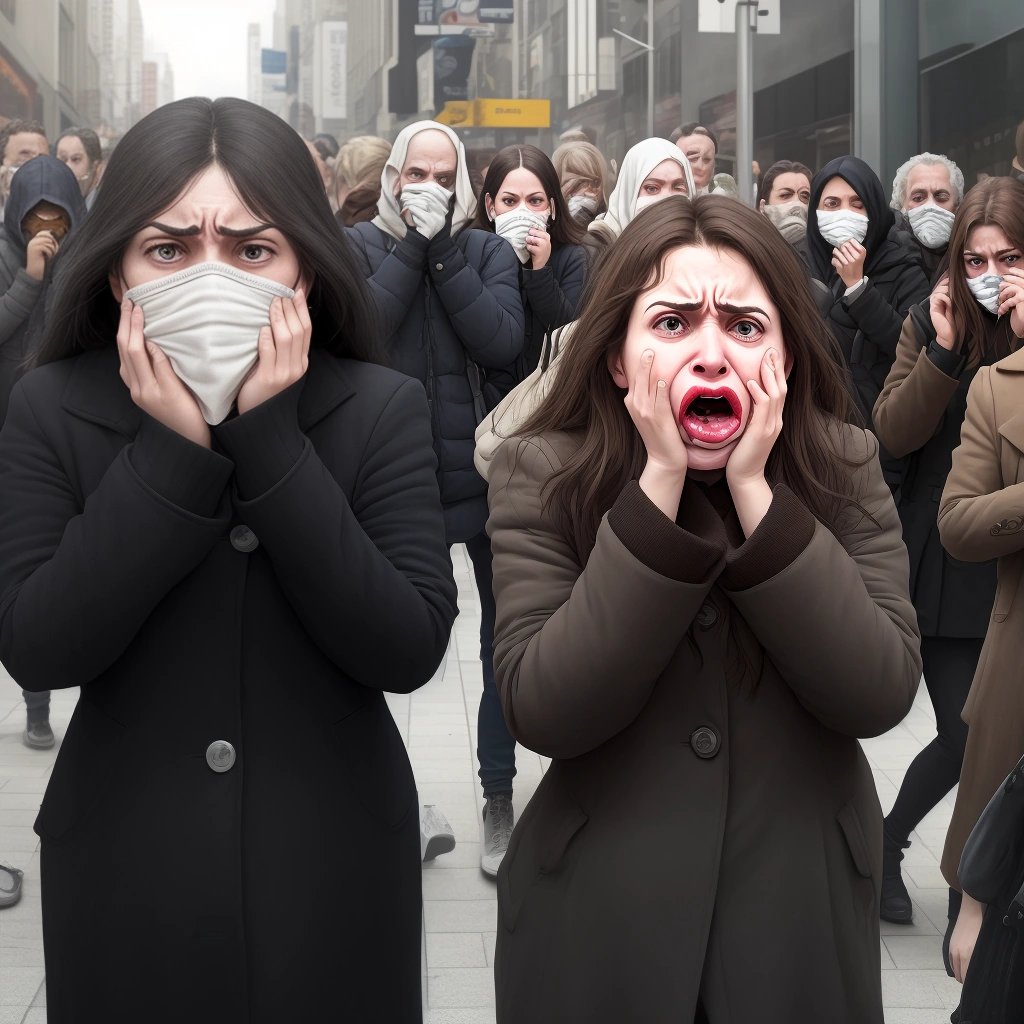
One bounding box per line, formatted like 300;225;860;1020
480;794;514;877
420;804;456;862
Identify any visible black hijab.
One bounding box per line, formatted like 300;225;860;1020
806;155;896;282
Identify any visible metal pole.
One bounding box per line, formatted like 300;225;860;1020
647;0;655;137
735;1;754;205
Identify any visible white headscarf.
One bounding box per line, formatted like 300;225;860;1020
588;138;696;241
373;120;478;241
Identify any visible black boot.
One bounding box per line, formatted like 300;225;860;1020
880;822;914;923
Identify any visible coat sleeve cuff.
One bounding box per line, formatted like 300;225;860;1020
607;481;723;583
213;380;305;499
394;228;429;269
426;237;464;283
926;340;967;379
128;413;233;517
721;484;816;590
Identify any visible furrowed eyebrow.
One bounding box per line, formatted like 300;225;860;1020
645;299;771;321
144;222;201;236
216;223;277;238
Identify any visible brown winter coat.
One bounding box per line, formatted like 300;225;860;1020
486;424;922;1024
937;344;1024;889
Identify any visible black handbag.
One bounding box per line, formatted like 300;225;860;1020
959;752;1024;905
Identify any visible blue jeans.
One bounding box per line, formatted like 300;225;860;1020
464;531;516;799
24;689;50;722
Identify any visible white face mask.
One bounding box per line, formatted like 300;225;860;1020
965;273;1003;315
762;201;808;243
906;203;955;249
493;208;547;264
816;209;869;247
125;262;295;425
399;180;452;239
567;194;598;219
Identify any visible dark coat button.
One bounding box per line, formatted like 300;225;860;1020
695;603;718;628
206;740;236;773
690;726;720;759
230;525;259;553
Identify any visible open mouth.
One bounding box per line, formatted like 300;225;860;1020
677;387;743;446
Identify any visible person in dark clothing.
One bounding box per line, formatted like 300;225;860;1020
0;154;85;750
802;155;931;488
343;120;524;878
472;144;588;383
890;152;964;284
872;182;1019;940
0;97;457;1022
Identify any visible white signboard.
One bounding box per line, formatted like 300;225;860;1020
319;21;347;119
698;0;780;35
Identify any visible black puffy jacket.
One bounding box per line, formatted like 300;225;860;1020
345;220;525;543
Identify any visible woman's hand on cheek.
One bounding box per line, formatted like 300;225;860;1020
116;299;211;449
726;348;787;537
624;349;688;520
236;289;312;416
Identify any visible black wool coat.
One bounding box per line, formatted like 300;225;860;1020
344;220;525;543
0;347;458;1023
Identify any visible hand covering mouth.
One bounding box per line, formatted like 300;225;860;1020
677;386;743;446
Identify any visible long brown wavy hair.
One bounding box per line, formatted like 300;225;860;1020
946;176;1024;368
520;194;865;559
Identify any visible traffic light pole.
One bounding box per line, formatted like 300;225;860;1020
735;0;755;205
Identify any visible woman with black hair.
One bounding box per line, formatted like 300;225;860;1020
472;144;588;383
0;97;458;1022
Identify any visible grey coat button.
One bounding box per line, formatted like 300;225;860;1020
695;603;718;628
230;525;259;553
690;727;720;759
435;262;444;271
206;740;236;773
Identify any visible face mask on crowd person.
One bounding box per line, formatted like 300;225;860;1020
398;180;452;240
125;262;295;424
762;201;808;243
816;209;869;247
907;203;956;249
21;201;71;242
492;208;548;263
965;272;1003;315
568;193;599;218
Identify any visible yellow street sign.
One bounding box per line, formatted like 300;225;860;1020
436;99;551;128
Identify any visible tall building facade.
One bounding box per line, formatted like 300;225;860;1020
86;0;147;136
345;0;1024;190
0;0;100;136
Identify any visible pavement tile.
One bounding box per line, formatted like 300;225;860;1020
426;1008;496;1024
424;900;498;934
0;966;45;1006
426;932;487;969
424;842;484;871
423;869;499;902
482;931;496;967
883;935;946;970
881;969;956;1008
883;1011;955;1023
427;967;495;1008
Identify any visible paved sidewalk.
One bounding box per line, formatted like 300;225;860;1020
0;546;963;1022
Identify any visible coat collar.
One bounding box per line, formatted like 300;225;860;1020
60;345;357;438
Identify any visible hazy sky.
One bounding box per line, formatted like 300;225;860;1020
139;0;278;101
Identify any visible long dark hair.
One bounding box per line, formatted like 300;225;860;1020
471;144;584;247
946;176;1024;367
518;195;865;559
35;97;379;366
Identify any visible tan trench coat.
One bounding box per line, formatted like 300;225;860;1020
487;424;921;1023
938;345;1024;889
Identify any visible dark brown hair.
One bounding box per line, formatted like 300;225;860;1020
519;194;863;559
946;176;1024;368
471;144;584;247
756;159;814;209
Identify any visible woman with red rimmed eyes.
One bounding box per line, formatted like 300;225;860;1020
485;194;922;1024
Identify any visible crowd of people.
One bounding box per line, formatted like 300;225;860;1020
0;98;1023;1021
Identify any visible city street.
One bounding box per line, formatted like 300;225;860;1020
0;545;966;1022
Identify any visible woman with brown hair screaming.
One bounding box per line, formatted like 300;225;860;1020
486;195;922;1023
